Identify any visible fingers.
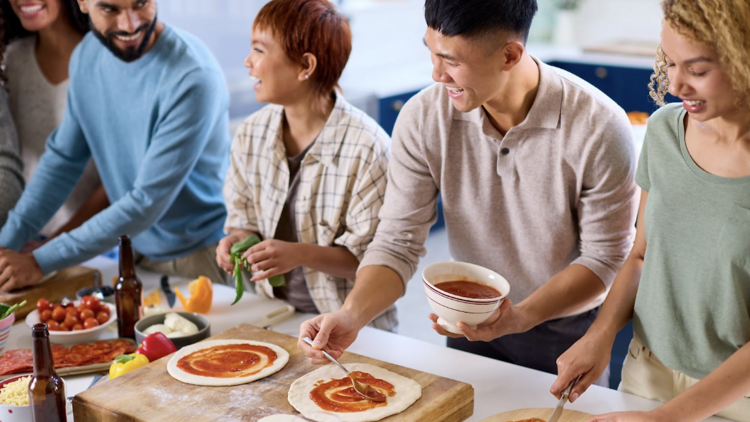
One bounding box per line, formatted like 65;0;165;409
250;267;281;282
428;314;465;338
243;249;271;267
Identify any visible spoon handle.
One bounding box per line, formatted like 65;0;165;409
302;337;350;375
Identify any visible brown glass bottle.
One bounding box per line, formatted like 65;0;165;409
29;323;67;422
115;235;143;339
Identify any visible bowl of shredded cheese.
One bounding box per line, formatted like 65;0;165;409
0;375;32;421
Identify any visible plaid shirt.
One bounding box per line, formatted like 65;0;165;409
223;94;397;331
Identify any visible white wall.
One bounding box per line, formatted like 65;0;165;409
568;0;663;45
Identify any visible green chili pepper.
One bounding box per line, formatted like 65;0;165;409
0;300;26;320
229;235;286;306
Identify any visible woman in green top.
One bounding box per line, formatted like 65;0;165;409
552;1;750;421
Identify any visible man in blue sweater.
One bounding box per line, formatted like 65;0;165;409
0;0;230;291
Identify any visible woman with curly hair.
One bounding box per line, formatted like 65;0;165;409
552;0;750;421
1;0;106;244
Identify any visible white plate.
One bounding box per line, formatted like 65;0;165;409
25;301;117;344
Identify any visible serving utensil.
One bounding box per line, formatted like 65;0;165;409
302;337;386;403
548;375;582;422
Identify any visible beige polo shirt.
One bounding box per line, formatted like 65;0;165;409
361;58;638;314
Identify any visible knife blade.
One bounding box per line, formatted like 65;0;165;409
548;375;581;422
161;275;176;308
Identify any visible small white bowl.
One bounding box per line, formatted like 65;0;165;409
0;375;32;421
25;302;117;344
422;261;510;334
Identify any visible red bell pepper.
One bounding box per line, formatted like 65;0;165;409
135;332;177;362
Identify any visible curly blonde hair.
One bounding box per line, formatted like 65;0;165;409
649;0;750;109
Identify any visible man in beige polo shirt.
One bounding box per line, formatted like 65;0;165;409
299;0;638;384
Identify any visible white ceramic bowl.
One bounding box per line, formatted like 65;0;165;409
25;302;117;344
0;375;33;421
422;261;510;334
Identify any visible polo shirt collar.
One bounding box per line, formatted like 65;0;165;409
453;55;563;133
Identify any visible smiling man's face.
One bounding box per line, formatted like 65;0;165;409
424;28;512;113
78;0;159;62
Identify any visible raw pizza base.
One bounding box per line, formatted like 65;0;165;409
167;339;289;386
288;363;422;422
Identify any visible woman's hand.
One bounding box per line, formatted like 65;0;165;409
551;331;615;403
243;239;304;282
216;232;248;273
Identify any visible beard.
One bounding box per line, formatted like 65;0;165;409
91;15;158;63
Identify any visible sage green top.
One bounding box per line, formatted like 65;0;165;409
634;103;750;380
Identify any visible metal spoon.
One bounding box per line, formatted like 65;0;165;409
302;337;386;403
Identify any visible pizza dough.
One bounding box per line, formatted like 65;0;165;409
288;363;422;422
167;339;289;386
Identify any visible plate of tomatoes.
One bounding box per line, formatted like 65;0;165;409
25;296;117;344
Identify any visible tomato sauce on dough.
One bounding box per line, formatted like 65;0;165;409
310;371;395;412
177;344;277;378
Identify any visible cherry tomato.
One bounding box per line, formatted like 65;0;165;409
51;306;66;322
65;307;77;317
36;298;50;313
83;318;99;329
80;309;95;321
95;311;109;324
60;325;70;331
46;320;61;331
63;315;79;328
40;309;52;323
81;296;101;313
72;324;84;331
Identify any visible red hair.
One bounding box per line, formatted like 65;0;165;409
253;0;352;99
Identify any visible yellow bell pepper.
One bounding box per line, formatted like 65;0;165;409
174;276;213;314
143;289;161;307
109;353;149;379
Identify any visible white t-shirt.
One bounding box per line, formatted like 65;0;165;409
5;36;100;236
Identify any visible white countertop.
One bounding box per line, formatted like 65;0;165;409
5;256;726;421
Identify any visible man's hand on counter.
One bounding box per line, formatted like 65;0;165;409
298;308;364;365
0;248;44;292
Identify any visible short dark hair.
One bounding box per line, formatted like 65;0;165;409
425;0;538;44
1;0;89;46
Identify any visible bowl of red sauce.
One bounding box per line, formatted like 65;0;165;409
422;261;510;334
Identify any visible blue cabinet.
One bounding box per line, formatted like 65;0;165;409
548;61;680;113
378;90;423;136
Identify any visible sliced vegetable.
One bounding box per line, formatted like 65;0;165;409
135;332;177;362
143;289;161;307
229;235;285;306
0;300;27;320
109;353;149;379
173;276;213;314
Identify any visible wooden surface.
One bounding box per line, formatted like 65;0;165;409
0;266;99;319
0;338;135;381
73;324;474;422
479;408;593;422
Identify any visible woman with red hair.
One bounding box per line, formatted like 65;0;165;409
217;0;395;329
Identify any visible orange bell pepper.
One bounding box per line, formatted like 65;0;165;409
143;289;161;307
174;276;213;314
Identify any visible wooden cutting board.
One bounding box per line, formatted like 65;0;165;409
73;324;474;422
0;266;100;319
479;408;593;422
